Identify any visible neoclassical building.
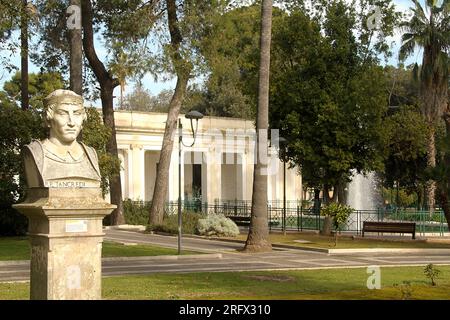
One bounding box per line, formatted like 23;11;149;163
114;110;303;204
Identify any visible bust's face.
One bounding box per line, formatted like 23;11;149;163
49;103;85;144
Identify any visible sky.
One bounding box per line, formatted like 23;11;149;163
0;0;428;107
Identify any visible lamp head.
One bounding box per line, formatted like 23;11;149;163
276;137;287;145
271;136;287;148
185;110;204;120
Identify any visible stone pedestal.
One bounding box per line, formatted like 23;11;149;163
13;187;115;300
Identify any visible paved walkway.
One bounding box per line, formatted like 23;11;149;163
1;229;450;282
105;229;244;252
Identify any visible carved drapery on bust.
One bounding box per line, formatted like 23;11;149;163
23;89;101;188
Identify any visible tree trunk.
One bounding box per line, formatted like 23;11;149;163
148;0;191;225
69;0;83;95
320;216;333;236
416;188;423;211
20;0;29;110
244;0;273;253
313;188;321;215
337;182;347;205
149;75;189;225
81;0;125;225
426;126;436;214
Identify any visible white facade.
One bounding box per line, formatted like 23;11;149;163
114;110;303;203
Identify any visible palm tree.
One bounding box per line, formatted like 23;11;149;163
244;0;273;252
399;0;450;213
69;0;82;95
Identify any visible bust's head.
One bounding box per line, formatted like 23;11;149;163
44;90;86;145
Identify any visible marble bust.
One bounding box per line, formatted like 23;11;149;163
23;89;101;188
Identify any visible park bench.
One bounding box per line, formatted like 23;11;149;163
227;216;251;226
227;216;278;227
362;221;416;239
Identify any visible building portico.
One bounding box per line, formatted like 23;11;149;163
114;110;302;204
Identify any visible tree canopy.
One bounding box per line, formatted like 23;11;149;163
269;2;397;199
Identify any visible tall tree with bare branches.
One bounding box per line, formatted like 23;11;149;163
148;0;192;225
81;0;125;225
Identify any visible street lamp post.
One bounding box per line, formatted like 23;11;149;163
283;159;286;235
178;110;203;255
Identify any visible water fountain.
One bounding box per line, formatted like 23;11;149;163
346;171;381;231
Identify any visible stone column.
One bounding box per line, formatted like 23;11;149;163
14;188;115;300
130;144;145;200
205;150;221;203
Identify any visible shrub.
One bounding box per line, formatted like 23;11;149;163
394;281;413;300
321;202;354;246
197;214;240;237
424;264;440;286
123;199;151;225
0;207;28;236
148;211;205;235
0;104;44;236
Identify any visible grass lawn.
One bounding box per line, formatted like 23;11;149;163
1;266;450;300
229;232;450;249
0;237;199;261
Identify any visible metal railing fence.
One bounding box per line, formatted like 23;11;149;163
125;199;448;236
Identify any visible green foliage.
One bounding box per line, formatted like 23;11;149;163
121;85;173;113
382;187;417;208
321;202;353;245
395;190;416;208
424;264;441;286
189;3;267;119
148;211;206;235
0;104;45;235
399;0;449;122
321;203;353;230
0;0;33;73
3;72;65;110
81;107;121;196
270;4;393;190
33;0;156;101
123;199;151;225
385;65;419;107
381;105;428;194
398;0;449;213
197;214;240;237
0;72;63;235
32;0;69;75
0;70;121;235
393;281;413;300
